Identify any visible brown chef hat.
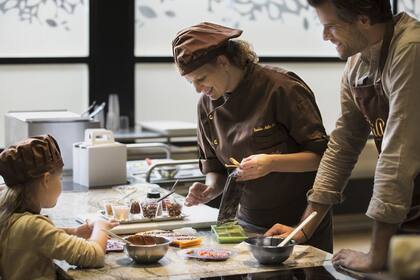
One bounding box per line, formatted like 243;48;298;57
172;22;243;76
0;135;64;187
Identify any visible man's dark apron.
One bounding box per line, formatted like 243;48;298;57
352;21;420;233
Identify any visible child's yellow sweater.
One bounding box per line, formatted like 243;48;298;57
0;212;104;279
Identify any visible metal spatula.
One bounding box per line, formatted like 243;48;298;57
217;171;242;225
157;179;179;202
101;229;132;245
277;211;318;247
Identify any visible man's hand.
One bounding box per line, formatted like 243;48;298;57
264;223;306;243
184;182;217;206
333;220;398;272
236;154;272;181
332;249;384;272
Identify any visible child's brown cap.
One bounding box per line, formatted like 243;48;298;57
0;135;64;186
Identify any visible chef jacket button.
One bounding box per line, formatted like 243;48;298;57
209;114;213;120
213;139;218;145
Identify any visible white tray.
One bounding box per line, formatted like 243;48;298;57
100;210;186;224
76;211;186;225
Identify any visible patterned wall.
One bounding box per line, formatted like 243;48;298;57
135;0;336;57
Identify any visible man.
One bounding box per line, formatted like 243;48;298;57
266;0;420;272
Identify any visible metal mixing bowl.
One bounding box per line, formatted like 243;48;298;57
124;236;171;264
245;236;295;265
156;166;179;179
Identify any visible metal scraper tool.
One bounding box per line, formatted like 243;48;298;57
217;171;242;226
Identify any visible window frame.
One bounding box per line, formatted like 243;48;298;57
0;0;135;126
0;0;399;127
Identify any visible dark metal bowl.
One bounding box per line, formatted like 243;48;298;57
124;236;171;264
245;236;295;265
156;166;179;179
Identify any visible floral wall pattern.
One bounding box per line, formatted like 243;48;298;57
135;0;336;57
0;0;85;30
0;0;88;57
398;0;420;19
138;0;315;30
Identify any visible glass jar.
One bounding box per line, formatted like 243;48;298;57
141;191;162;219
111;201;130;221
166;197;183;217
161;198;170;213
102;199;118;216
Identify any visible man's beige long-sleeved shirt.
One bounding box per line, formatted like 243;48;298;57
0;212;105;280
308;13;420;225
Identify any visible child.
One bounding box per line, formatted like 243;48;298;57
0;135;117;279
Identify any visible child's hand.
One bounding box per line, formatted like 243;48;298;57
94;220;119;231
74;220;94;239
89;220;120;250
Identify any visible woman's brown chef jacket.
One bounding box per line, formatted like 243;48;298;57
197;62;333;252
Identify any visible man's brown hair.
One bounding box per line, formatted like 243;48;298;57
307;0;393;24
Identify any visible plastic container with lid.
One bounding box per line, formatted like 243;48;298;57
141;191;162;218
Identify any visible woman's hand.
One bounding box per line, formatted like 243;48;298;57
184;182;217;206
236;154;272;181
264;223;306;244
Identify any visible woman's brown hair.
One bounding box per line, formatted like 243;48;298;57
224;39;259;68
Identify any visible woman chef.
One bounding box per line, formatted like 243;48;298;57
172;22;333;252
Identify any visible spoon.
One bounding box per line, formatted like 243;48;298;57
80;101;97;117
102;229;132;245
157;179;179;203
117;189;137;203
229;157;241;167
277;211;318;247
88;102;106;119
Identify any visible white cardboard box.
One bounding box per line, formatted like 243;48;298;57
73;129;126;187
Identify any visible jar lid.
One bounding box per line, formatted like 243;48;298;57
147;191;161;199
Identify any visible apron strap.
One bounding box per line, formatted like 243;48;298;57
378;20;395;76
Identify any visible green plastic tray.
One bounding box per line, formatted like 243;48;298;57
211;224;247;243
